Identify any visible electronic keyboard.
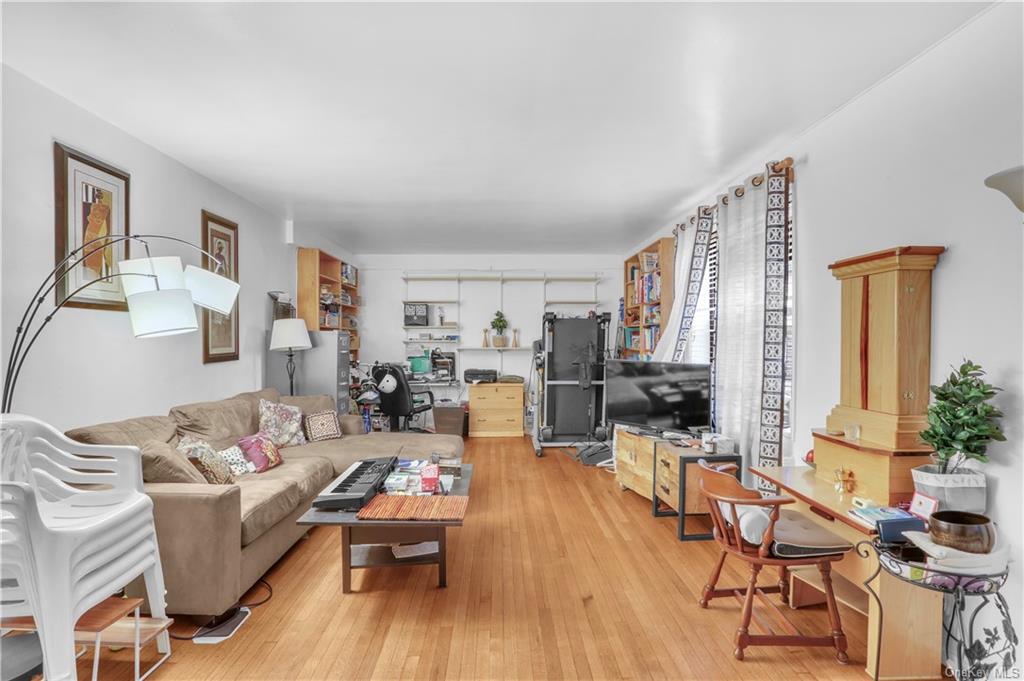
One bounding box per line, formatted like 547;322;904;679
312;456;397;511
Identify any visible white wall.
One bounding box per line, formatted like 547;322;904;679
358;254;621;401
0;67;297;429
632;2;1024;642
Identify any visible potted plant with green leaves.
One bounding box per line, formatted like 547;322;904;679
490;311;509;347
913;360;1005;513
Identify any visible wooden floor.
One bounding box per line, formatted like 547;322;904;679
82;436;870;680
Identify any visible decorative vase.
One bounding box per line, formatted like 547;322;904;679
512;329;520;348
492;334;508;348
482;329;490;348
911;458;987;513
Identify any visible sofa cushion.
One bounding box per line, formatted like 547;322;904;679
231;388;282;433
178;436;235;485
282;433;463;476
344;432;464;460
259;399;306;447
303;410;343;442
262;455;334;500
280;394;335;416
66;416;177;448
140;440;207;484
239;432;283;473
236;474;301;547
170;397;254;443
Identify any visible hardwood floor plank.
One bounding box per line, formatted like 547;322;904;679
77;436;869;681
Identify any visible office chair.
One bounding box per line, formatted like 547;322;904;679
372;364;435;432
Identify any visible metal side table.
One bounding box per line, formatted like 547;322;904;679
856;540;1015;681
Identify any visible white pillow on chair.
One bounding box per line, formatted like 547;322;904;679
717;501;772;545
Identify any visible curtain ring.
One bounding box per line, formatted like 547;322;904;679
751;174;764;187
734;186;745;198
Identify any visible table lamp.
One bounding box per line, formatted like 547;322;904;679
269;319;312;395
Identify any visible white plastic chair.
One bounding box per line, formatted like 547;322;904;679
0;414;170;681
1;481;46;677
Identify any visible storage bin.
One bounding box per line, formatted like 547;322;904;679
434;403;468;436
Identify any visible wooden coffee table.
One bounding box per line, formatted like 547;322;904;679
298;464;472;593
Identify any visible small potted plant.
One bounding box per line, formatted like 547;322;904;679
490;311;509;347
913;360;1005;513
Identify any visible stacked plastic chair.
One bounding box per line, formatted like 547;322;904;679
1;480;46;679
0;414;170;681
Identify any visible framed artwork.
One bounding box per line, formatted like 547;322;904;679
53;142;131;310
201;210;239;363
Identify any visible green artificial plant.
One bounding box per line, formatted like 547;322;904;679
919;360;1005;473
490;310;509;336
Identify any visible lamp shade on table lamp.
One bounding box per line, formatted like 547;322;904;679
270;319;312;351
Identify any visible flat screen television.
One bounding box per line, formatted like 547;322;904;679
605;359;711;432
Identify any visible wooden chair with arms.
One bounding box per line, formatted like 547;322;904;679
697;460;853;663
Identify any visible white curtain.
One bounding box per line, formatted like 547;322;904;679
651;222;694;361
714;180;767;485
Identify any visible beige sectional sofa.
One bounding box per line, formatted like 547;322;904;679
65;387;463;618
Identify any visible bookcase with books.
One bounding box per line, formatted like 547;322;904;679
621;237;675;360
297;247;361;361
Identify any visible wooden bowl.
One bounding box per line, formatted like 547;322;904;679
929;510;995;554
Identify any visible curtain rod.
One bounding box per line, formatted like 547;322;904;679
676;156;794;230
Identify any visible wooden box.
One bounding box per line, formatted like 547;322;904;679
468;383;523;437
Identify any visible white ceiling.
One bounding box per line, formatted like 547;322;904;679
3;2;987;254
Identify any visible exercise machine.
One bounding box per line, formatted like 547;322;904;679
530;312;612;463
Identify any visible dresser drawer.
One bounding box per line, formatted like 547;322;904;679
655;451;679;510
468;410;522;437
468;384;523;411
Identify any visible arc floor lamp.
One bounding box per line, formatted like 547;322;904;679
2;234;241;413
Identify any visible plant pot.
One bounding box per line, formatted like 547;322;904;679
492;334;508;347
911;464;987;513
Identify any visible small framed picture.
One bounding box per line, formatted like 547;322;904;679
909;491;939;520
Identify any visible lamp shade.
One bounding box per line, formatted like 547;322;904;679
126;289;199;338
984;166;1024;212
117;256;186;296
184;265;240;316
269;318;312;351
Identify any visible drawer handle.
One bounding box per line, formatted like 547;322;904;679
809;506;834;522
506;418;515;422
659;484;670;494
660;459;671;468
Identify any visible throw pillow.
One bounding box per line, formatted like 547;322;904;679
303;410;343;442
178;435;234;485
238;432;283;473
219;444;256;477
258;399;306;447
140;440;207;484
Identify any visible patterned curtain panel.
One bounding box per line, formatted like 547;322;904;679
652;207;714;362
713;162;794;489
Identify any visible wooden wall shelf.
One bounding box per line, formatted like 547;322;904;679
622;237;675;359
297;247;360;360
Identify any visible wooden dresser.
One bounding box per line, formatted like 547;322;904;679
468;383;524;437
614;429;658;499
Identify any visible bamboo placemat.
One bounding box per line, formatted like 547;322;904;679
356;494;469;521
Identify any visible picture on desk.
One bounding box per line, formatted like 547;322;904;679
605;360;710;432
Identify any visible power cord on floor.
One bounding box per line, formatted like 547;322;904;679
168;578;273;641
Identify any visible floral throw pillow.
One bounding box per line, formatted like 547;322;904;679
238;432;283;473
219;444;256;477
177;435;234;485
258;399;306;447
304;410;343;442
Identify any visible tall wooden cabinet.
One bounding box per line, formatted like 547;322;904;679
824;245;945;450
